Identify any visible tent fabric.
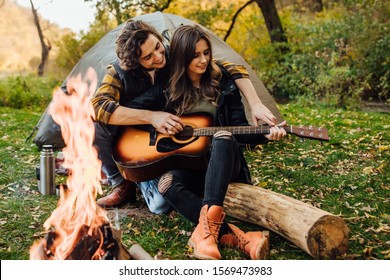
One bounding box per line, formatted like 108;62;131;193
33;12;282;150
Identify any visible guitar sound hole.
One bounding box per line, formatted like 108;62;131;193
175;126;194;141
157;136;198;153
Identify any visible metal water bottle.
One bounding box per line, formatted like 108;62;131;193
39;145;55;195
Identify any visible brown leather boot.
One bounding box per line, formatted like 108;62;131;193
220;223;270;260
188;205;225;260
97;180;137;208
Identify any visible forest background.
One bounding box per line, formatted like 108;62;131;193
0;0;389;107
0;0;389;260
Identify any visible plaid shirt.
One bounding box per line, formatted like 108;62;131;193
91;60;249;124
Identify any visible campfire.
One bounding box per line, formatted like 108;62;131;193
30;69;129;260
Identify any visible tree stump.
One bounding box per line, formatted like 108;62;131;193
224;182;349;259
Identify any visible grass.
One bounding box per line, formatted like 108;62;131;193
0;100;389;260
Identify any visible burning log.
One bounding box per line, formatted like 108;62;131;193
30;224;155;260
30;224;128;260
224;182;349;259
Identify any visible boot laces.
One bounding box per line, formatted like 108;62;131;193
202;213;224;240
231;228;249;251
116;185;129;198
237;234;250;251
207;218;223;239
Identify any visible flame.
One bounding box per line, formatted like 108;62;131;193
30;68;109;259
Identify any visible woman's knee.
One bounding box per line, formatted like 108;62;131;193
157;170;186;195
213;130;233;140
158;172;174;195
212;130;236;151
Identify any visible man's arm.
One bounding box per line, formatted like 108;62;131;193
219;61;277;126
91;65;183;134
109;106;182;134
91;64;122;124
234;78;277;126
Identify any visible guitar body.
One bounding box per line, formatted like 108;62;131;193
113;113;214;182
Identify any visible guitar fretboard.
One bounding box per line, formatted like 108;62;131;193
193;125;293;136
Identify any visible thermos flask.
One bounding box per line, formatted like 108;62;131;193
39;145;55;195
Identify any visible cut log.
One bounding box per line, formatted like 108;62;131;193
224;182;349;259
129;244;154;260
112;229;153;260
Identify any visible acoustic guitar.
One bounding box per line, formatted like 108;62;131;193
113;113;329;182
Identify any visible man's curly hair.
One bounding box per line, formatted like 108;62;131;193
116;20;164;71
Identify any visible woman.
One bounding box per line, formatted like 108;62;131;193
156;25;287;260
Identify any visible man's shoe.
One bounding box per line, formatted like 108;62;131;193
97;180;137;208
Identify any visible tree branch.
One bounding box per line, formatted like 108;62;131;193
136;0;173;12
159;0;173;11
223;0;255;42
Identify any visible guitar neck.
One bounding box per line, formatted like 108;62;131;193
193;125;292;136
193;125;329;141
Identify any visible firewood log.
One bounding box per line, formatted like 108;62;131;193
129;244;154;260
111;228;132;260
224;182;349;259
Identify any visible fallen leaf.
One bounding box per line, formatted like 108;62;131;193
374;224;390;233
361;206;375;212
257;181;268;187
362;167;375;174
378;145;389;152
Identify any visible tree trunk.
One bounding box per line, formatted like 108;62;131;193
224;182;349;259
30;0;51;76
311;0;323;12
112;0;123;25
255;0;288;44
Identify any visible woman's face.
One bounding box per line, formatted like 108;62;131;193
187;38;210;81
139;34;166;70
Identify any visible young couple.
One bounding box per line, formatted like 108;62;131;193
92;20;286;260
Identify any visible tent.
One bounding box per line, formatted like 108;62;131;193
33;12;282;150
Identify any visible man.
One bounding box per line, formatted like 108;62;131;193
92;20;278;212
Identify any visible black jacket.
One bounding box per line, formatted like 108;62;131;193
111;59;170;106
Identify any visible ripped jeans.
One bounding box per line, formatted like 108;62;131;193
158;131;241;224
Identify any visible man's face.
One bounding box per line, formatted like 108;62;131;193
139;34;166;70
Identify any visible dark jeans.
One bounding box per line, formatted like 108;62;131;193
94;123;123;186
161;133;241;226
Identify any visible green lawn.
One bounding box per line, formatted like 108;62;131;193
0;101;389;260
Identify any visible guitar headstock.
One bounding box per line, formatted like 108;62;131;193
290;125;329;141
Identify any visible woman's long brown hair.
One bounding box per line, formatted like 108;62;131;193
167;25;222;115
